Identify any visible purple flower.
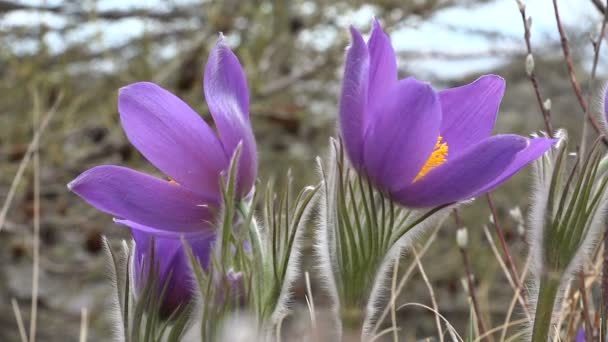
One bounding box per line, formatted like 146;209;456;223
68;36;256;313
129;223;215;315
339;20;556;208
575;328;585;342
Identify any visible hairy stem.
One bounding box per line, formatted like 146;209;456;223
531;274;560;342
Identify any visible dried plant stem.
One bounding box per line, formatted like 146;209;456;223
12;299;28;342
531;273;561;342
578;272;593;342
482;226;531;321
516;3;553;136
452;209;489;340
413;248;443;342
474;318;528;342
304;271;317;339
604;229;608;339
79;308;88;342
0;91;62;231
460;246;489;340
500;256;531;341
29;89;41;342
582;0;607;160
485;195;529;309
390;259;399;342
593;2;608;337
552;0;606;142
370;226;440;337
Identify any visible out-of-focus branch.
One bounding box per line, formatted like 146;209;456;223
515;1;553;136
399;47;522;60
592;0;606;14
0;0;199;22
552;0;607;143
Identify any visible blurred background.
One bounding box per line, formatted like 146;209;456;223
0;0;606;340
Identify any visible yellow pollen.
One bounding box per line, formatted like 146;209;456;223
168;178;179;185
413;136;448;182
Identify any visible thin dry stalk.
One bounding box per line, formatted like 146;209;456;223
12;299;28;342
578;272;594;342
370;225;440;337
0;92;63;231
460;242;489;340
390;258;399;342
499;256;531;341
604;230;608;333
482;225;532;322
474;318;528;342
304;271;317;338
486;194;530;312
79;308;88;342
552;0;607;141
29;89;41;342
396;303;463;342
369;327;398;342
413;248;443;342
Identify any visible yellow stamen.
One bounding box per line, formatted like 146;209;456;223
413;136;448;182
168;178;179;185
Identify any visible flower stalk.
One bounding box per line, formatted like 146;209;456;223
531;272;561;342
529;133;608;340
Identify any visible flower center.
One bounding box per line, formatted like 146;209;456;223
413;136;448;183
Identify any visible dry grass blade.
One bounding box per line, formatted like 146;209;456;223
370;225;440;337
29;88;42;342
396;302;463;342
474;318;528;342
369;327;399;342
0;91;63;232
12;298;28;342
499;255;531;341
79;308;88;342
413;247;444;342
390;258;399;342
304;271;317;336
482;225;532;322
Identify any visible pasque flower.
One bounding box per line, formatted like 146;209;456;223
339;20;555;208
68;36;257;314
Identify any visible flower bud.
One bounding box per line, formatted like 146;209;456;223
509;207;523;223
525;54;535;76
457;227;468;249
543;99;551;111
516;0;526;12
526;16;532;31
517;224;525;237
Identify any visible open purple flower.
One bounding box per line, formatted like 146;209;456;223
68;36;256;313
339;20;555;208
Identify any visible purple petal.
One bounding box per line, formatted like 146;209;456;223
439;75;505;157
366;19;397;114
392;135;528;207
339;27;369;169
204;37;257;196
118;82;228;195
363;78;441;192
472;137;556;196
68;165;216;233
129;223;215;315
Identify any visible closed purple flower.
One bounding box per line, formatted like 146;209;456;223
339;20;556;208
575;328;585;342
68;36;256;314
